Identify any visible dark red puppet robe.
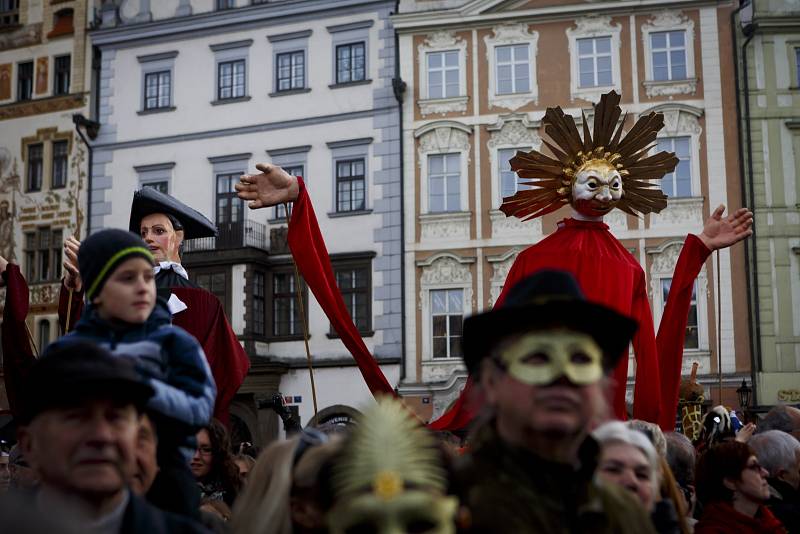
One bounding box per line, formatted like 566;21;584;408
250;180;708;430
432;218;710;430
57;279;250;425
1;265;38;417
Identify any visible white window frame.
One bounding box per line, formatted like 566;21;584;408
415;122;471;215
641;11;697;98
427;153;461;213
486;114;541;210
657;136;693;198
268;30;312;96
484;23;538;111
417;31;468;116
327;20;373;87
566;16;621;103
137;51;178;113
417;253;474;368
649;240;709;356
326;137;372;216
210;39;252;104
647;104;703;200
134;162;175;195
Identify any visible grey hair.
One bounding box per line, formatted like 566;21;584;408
664;431;696;489
757;406;794;434
626;419;667;457
748;430;800;478
593;421;661;490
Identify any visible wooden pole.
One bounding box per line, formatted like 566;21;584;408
285;204;318;416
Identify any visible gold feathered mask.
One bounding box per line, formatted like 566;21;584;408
500;91;678;221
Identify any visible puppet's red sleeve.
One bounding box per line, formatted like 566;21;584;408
656;234;711;430
287;177;395;396
628;272;661;424
2;265;37;416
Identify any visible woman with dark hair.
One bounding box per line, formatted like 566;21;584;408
695;441;786;533
191;419;242;508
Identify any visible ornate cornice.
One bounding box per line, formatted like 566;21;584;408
0;93;86;121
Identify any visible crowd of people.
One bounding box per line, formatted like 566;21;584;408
0;220;797;533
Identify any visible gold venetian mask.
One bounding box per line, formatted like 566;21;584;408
498;331;603;386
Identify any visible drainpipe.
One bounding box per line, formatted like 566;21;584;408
391;0;408;383
731;1;760;404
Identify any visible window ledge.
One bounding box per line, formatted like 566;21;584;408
328;79;372;89
211;95;251;106
268;334;311;343
137;106;176;115
327;209;373;218
418;95;468;117
269;88;311;97
327;330;374;339
642;78;698;98
423;359;465;365
488;91;537;111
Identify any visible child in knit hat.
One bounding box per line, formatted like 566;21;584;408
47;228;216;519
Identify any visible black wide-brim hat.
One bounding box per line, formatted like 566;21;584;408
18;341;154;424
462;270;638;376
129;187;217;239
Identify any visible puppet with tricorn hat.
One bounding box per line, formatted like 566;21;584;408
431;91;753;431
57;187;250;425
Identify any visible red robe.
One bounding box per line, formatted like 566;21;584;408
282;182;708;430
57;280;249;424
498;218;709;426
1;265;37;417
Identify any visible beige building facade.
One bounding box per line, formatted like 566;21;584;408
0;0;93;409
394;0;752;422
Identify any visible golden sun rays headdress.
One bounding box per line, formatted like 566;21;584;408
331;398;447;501
501;91;678;221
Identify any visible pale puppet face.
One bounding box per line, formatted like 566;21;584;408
571;159;623;217
140;213;183;263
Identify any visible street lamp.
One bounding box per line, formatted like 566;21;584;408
736;379;752;411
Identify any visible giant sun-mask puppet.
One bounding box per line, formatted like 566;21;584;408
327;398;458;534
501;90;678;220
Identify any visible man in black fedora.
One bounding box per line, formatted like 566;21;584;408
454;270;656;533
1;341;208;533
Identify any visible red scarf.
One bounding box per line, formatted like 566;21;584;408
696;501;787;534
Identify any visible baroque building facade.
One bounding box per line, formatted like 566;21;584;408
394;0;752;421
88;0;402;445
734;0;800;408
0;0;92;410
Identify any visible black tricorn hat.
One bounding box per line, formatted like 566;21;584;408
462;270;638;377
129;187;217;239
18;341;154;424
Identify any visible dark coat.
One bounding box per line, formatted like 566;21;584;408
453;423;657;534
765;478;800;534
122;492;211;534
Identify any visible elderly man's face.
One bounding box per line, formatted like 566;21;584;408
130;414;159;496
19;398;138;498
140;213;182;263
481;330;606;442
